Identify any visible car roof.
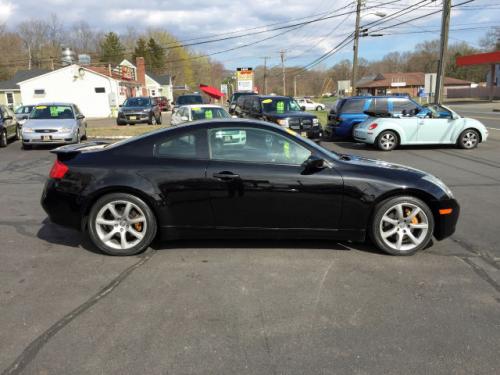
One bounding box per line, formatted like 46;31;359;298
181;104;225;109
347;95;412;100
255;95;292;99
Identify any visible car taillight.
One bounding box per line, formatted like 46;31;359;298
368;123;378;130
49;160;69;179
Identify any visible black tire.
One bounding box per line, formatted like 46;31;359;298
88;193;157;256
15;126;21;141
0;129;7;147
376;130;398;151
116;120;126;126
148;114;155;125
370;196;434;256
75;130;81;144
22;143;32;150
316;106;322;111
457;129;479;149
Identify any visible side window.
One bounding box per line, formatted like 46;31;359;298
208;127;311;165
339;99;366;114
252;98;261;112
392;99;418;114
367;98;389;112
155;129;205;159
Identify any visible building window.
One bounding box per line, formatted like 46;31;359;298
151;89;156;96
5;92;14;106
34;89;45;96
95;87;106;93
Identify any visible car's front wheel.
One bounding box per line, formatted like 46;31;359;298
376;130;398;151
458;129;479;149
370;196;434;256
316;106;323;111
15;126;21;141
88;193;157;256
0;129;7;148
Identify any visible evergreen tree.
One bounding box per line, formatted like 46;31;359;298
99;32;125;65
147;37;165;74
132;38;150;66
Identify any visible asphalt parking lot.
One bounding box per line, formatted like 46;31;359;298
1;103;500;374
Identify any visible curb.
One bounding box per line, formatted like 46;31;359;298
87;135;132;140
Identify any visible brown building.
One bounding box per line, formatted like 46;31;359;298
356;72;471;97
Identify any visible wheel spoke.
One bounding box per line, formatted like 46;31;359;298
396;232;404;250
120;231;128;249
127;227;144;240
382;227;398;238
382;216;398;225
409;223;428;229
96;218;116;226
129;216;146;224
406;231;419;245
407;207;421;220
107;204;121;219
395;204;404;220
101;228;118;242
123;202;132;219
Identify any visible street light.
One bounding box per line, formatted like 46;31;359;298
351;6;386;95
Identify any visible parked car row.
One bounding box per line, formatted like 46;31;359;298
326;95;488;150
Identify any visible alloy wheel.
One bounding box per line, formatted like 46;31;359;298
95;200;148;251
379;202;429;252
379;132;396;150
461;131;478;149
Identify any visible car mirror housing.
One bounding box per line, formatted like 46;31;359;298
301;155;325;174
76;114;85;120
300;106;306;111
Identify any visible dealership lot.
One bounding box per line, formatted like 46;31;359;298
1;104;500;374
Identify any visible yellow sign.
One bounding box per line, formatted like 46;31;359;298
262;99;272;104
36;105;47;109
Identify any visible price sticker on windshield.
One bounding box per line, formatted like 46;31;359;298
262;99;272;104
205;110;213;119
277;101;285;113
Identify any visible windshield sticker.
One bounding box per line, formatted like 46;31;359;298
50;107;59;117
277;101;285;113
205;110;213;119
262;99;272;104
192;107;201;111
35;105;47;110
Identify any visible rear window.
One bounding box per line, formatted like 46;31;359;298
367;98;389;113
177;95;203;105
123;97;151;107
339;99;366;114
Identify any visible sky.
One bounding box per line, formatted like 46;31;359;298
1;0;499;70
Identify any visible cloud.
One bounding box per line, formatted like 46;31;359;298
0;0;15;23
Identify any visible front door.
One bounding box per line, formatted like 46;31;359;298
417;106;456;144
205;126;343;232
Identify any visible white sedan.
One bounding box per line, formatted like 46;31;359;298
171;104;231;126
295;98;326;111
353;104;489;151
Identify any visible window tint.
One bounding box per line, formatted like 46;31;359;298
252;98;261;112
31;105;74;119
367;98;389;112
176;95;203;105
339;99;366;114
208;127;311;165
124;97;151;107
155;129;205;158
191;107;230;120
392;98;418;114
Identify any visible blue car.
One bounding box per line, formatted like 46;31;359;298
325;96;427;139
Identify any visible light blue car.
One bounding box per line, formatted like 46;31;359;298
353;104;488;151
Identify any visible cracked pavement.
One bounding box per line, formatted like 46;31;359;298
1;104;500;374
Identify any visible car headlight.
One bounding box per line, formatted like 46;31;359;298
313;118;319;125
277;119;289;126
22;127;34;133
59;127;75;132
422;175;454;198
143;108;150;113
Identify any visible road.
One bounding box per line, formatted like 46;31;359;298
1;104;499;374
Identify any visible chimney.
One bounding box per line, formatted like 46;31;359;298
136;57;147;96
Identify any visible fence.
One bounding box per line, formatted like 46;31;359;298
447;86;500;99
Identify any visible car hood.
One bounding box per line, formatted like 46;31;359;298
264;111;316;119
24;119;77;129
343;154;427;177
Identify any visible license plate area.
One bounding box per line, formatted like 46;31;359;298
129;116;136;120
41;135;52;141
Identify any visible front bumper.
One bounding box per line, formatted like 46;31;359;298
117;112;150;124
432;198;460;241
23;130;78;145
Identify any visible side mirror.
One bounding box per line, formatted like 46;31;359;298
181;116;189;122
300;106;306;111
302;155;326;173
76;114;85;120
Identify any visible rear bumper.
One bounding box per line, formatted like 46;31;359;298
432;198;460;241
41;179;83;230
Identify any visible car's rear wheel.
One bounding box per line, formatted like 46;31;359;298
370;196;434;256
316;106;322;111
458;129;479;149
376;130;398;151
148;114;156;125
0;129;7;147
15;126;21;141
88;193;157;256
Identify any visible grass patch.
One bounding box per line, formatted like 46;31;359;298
307;110;328;128
87;124;169;137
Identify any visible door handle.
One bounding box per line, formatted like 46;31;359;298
213;172;240;180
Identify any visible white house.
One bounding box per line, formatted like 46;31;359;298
17;64;143;118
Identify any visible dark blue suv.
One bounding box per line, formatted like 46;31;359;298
325;96;425;139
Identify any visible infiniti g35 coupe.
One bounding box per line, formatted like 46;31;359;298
41;119;459;256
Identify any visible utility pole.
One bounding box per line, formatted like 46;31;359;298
261;56;270;94
434;0;451;104
351;0;362;96
280;50;286;96
27;45;32;70
293;75;299;97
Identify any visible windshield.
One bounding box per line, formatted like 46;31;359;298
191;107;230;120
231;92;254;103
30;105;74;120
123;97;151;107
261;98;301;113
16;106;34;115
177;95;203;105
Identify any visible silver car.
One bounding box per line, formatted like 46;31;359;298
21;103;87;149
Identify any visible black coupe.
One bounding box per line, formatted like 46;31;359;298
41;119;459;256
